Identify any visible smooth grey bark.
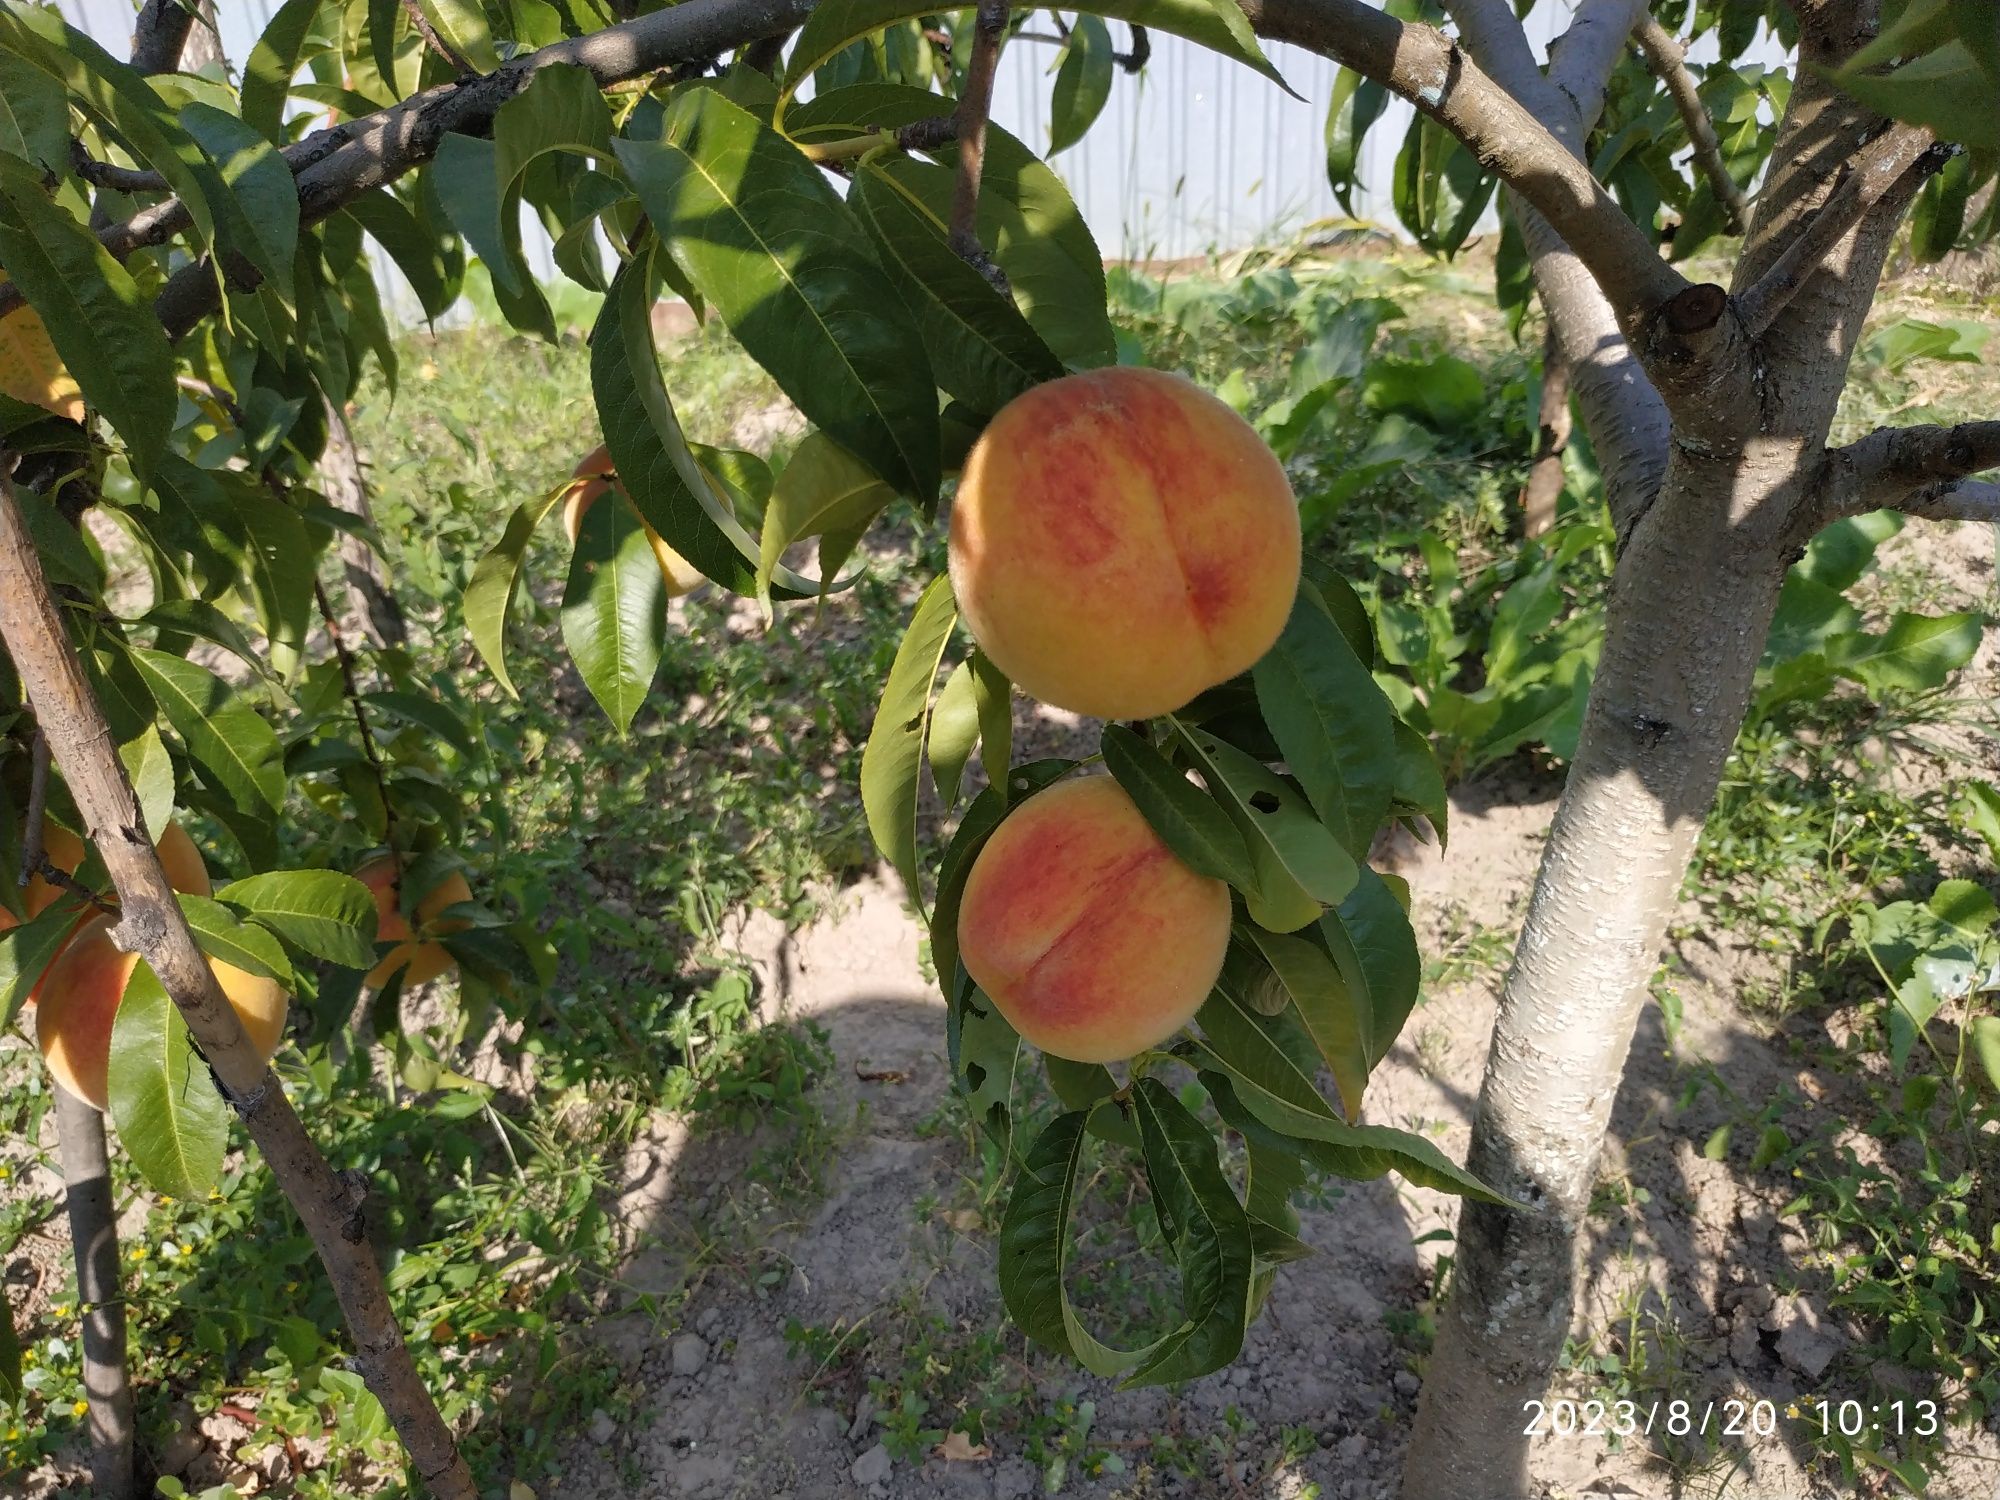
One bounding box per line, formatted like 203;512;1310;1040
1402;17;1927;1500
56;1083;135;1500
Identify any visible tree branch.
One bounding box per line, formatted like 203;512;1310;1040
0;455;478;1500
1544;0;1649;127
138;0;817;339
402;0;475;74
129;0;195;76
56;1083;134;1500
949;0;1012;294
1900;479;2000;522
1635;19;1748;235
68;141;169;197
1238;0;1688;338
1821;418;2000;518
1735;122;1940;338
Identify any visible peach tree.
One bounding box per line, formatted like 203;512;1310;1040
0;0;1996;1497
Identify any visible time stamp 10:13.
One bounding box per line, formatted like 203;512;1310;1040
1523;1398;1944;1440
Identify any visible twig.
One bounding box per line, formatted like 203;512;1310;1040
68;141;169;197
1634;19;1747;235
1735;123;1941;338
129;0;194;75
312;576;401;859
799;116;959;164
401;0;475;74
19;727;50;895
949;0;1012;295
1116;23;1149;72
0;454;478;1500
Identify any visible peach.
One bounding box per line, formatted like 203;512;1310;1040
948;367;1301;720
354;854;474;988
37;914;288;1112
563;443;704;597
21;824;85;918
955;775;1230;1063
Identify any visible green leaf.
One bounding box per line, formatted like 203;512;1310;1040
1240;926;1367;1120
1253;589;1397;859
119;726;176;843
861;574;957;903
360;691;477;758
0;1283;19;1407
1324;69;1386;214
757;430;895;602
1050;15;1115;154
948;981;1022;1146
1972;1016;2000;1096
415;0;498;70
1124;1077;1253;1385
179;103;300;303
1390;718;1447;846
338;190;459;323
1961;780;2000;862
1172;723;1356;932
224;484;315;678
432;134;554;338
1831;42;1999;149
560;476;668;734
590;256;816;598
1392;115;1496;255
1191;988;1507;1202
928;659;982;808
465;481;569;699
242;0;324;142
851;158;1065;416
177;893;295;983
216;871;380;969
1101;725;1256;889
1319;866;1420;1065
780;0;1286;106
107;962;229;1200
0;899;85;1027
0;156;176;479
1825;610;1982;694
972;650;1012;784
617;90;939;503
0;49;69;173
127;648;285;814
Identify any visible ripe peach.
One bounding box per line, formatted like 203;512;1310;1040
563;443;704;597
21;824;85;918
948;366;1301;721
955;775;1230;1063
354;855;474;989
36;914;288;1112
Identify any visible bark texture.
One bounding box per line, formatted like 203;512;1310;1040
1519;326;1570;538
56;1084;134;1500
319;398;410;650
0;462;477;1500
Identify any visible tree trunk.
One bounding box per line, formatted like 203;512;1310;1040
1519;325;1570;538
56;1084;135;1500
178;0;224;73
1401;444;1800;1498
319;397;409;651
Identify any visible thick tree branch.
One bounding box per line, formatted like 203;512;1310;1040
1544;0;1648;124
1238;0;1687;340
129;0;195;76
949;0;1012;294
1821;419;2000;518
1736;123;1939;338
1635;19;1748;235
0;456;477;1500
1900;479;2000;522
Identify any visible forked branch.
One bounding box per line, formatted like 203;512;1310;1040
1635;19;1748;235
0;455;478;1500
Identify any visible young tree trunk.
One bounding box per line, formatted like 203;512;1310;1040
1519;325;1570;537
319;398;410;651
1402;446;1798;1497
55;1083;134;1500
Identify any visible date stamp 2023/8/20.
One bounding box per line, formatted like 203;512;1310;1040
1523;1397;1944;1442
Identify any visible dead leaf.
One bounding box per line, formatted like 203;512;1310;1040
939;1208;982;1232
936;1431;991;1462
855;1065;909;1084
0;281;84;422
509;1482;537;1500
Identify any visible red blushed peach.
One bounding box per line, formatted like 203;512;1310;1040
948;367;1301;720
956;775;1231;1064
564;443;704;597
37;915;288;1112
354;855;474;989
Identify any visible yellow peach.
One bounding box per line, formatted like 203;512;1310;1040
956;775;1230;1063
948;367;1301;720
37;915;288;1112
354;855;474;989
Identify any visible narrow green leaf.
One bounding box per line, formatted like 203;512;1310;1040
0;156;176;478
1319;866;1420;1065
1050;15;1115;154
1324;69;1387;213
178;893;295;983
0;899;85;1027
224;484;315;678
560;478;667;734
1253;588;1398;859
242;0;325;142
118;726;176;843
338;189;459;322
107;963;229;1200
1101;725;1256;889
127;648;285;814
1240;926;1367;1119
215;870;379;969
1390;718;1448;846
861;574;957;903
1826;610;1982;694
971;650;1012;783
178;103;300;302
928;659;982;808
757;430;895;602
618;90;939;502
360;691;477;758
464;481;569;699
0;50;69;173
